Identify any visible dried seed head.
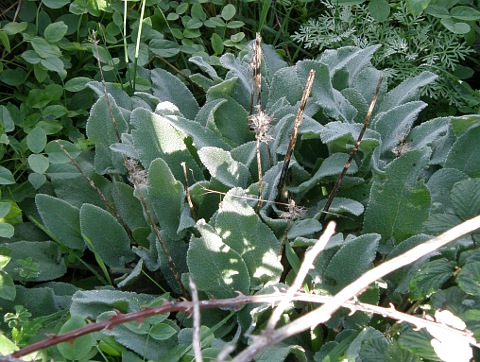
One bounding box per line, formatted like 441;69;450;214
88;30;99;45
248;105;274;144
125;158;148;188
279;198;307;219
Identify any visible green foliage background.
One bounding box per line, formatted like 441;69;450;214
0;0;479;361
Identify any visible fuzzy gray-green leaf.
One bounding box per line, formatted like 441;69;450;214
36;194;84;250
187;221;250;298
426;168;468;213
214;189;282;287
363;149;431;243
150;68;199;120
374;101;427;159
130;107;203;183
379;71;437;111
147;158;185;240
86;95;128;175
198;147;251;188
325;233;380;288
207;95;252;146
444;123;480;177
80;204;134;268
3;241;66;282
298;60;357;121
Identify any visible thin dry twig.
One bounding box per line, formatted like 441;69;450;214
56;141;133;239
155;54;200;92
182;161;197;221
124;159;188;298
276;70;316;205
248;33;272;210
189;277;203;362
267;221;336;330
319;75;383;222
4;276;479;362
90;30;187;296
231;213;480;362
249;33;262;115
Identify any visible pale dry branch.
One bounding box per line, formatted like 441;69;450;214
3;282;479;361
189;277;203;362
231;213;480;362
267;221;336;330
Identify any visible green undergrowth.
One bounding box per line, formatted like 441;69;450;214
292;0;480;114
0;40;478;361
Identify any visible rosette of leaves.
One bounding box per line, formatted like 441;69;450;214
1;41;479;360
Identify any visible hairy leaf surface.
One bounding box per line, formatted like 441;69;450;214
363;149;431;243
80;204;134;268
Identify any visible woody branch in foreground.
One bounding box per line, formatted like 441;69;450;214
231;214;480;362
1;216;479;362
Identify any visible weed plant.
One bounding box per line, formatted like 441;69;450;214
292;0;480;114
0;0;479;361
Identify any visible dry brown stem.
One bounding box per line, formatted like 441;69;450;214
319;75;384;222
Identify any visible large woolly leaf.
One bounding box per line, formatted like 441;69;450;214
293;153;358;194
373;101;428;159
87;81;132;111
363;149;431;243
80;204;134;268
268;67;304;107
406;117;450;152
146;158;185;240
297;60;357;122
255;343;307;362
315;197;365;217
3;241;66;282
70;290;177;360
214;189;282;287
49;152;114;208
260;43;289;82
111;182;147;230
0;270;15;301
325;234;380;288
444;123;480;177
319;45;381;80
206;95;252;146
218;52;251;108
150;68;199;119
187;221;250;298
320;121;381;148
426;168;468;213
156;102;230;150
86;95;128;174
378;71;437;111
35;194;84;250
130;107;203;183
70;289;157;318
198;147;251;188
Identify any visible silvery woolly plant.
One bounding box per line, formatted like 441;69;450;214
1;38;480;361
